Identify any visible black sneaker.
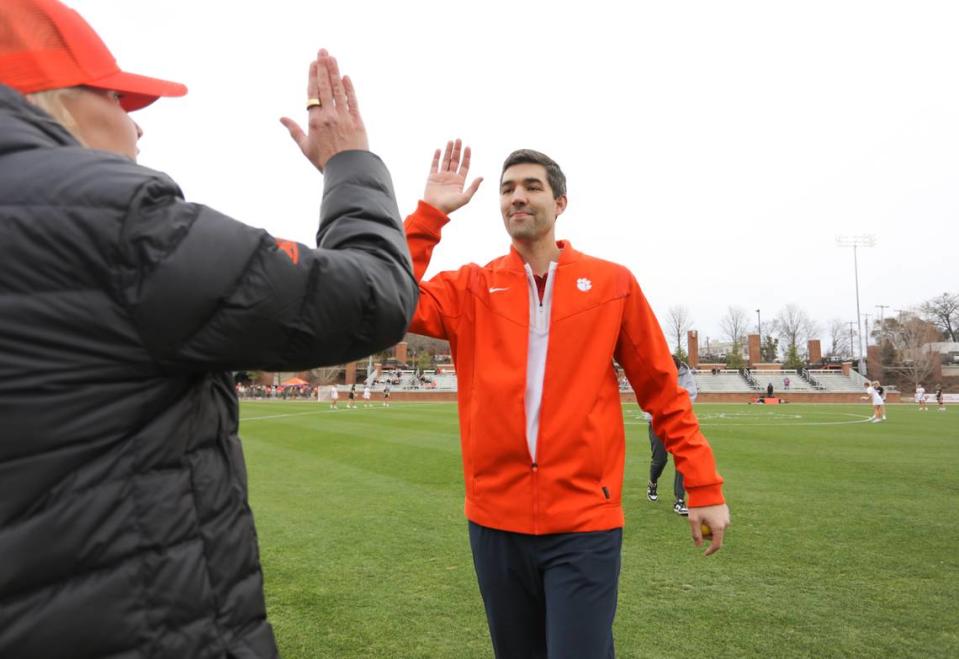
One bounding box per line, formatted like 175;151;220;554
673;499;688;516
647;482;658;502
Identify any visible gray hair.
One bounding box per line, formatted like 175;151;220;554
25;87;86;145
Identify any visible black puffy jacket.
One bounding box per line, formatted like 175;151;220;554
0;85;417;657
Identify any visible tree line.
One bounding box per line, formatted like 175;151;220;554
664;292;958;376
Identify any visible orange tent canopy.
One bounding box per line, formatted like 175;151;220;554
280;376;309;387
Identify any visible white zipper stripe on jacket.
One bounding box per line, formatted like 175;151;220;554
524;261;557;464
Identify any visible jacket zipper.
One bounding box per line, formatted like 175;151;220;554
525;262;556;535
526;267;542;534
531;461;539;534
525;264;552;466
534;293;545;533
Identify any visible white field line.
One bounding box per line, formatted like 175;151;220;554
624;411;874;427
241;401;876;427
240;411;329;421
239;400;453;421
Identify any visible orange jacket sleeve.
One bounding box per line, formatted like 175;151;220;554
614;273;725;507
403;201;471;341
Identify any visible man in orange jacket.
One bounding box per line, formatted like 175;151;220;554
404;139;730;658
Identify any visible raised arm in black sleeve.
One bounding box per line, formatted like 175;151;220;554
118;150;417;372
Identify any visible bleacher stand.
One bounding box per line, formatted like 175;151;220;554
751;370;814;392
691;370;754;393
806;370;865;392
382;369;459;390
243;366;868;397
432;373;458;390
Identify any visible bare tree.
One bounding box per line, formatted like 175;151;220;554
719;306;750;355
870;317;901;365
665;306;693;356
894;313;941;390
920;292;958;342
764;318;782;358
828;319;852;358
774;304;820;356
404;332;451;356
761;335;780;362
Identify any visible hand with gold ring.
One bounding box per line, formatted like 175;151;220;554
280;48;368;172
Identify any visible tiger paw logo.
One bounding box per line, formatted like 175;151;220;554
577;278;592;292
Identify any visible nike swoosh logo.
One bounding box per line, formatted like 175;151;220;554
488;287;509;293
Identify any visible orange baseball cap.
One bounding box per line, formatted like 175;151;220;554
0;0;187;111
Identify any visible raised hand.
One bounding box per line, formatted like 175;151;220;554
424;139;483;216
280;48;368;172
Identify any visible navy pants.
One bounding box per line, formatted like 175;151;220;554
468;521;622;659
649;425;684;501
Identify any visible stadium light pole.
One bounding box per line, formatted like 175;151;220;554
836;234;876;374
863;313;871;347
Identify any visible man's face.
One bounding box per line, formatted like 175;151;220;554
499;163;566;242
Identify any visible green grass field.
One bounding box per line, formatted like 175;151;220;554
238;401;958;658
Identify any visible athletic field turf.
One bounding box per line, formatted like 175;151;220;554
238;401;958;658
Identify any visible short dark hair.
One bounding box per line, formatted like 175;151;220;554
501;149;566;199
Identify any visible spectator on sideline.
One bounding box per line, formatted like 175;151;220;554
647;356;699;516
0;1;416;655
403;140;728;657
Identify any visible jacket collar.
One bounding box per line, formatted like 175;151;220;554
499;239;582;273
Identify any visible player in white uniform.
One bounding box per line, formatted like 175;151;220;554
862;382;884;422
915;385;927;411
875;381;887;420
362;385;372;407
329;385;339;409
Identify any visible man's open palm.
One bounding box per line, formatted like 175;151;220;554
424;139;483;215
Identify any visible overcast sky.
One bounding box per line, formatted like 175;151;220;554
72;0;959;354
